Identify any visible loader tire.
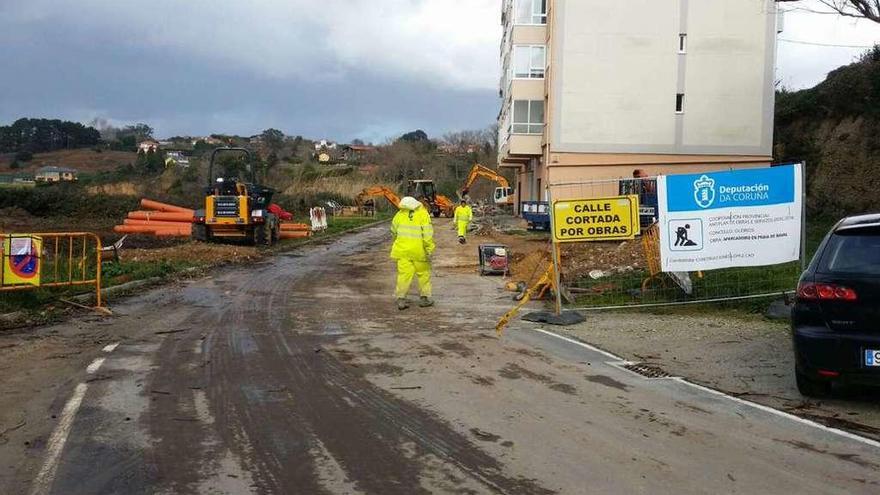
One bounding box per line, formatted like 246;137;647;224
192;224;208;242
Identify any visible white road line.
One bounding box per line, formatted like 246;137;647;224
525;326;880;450
529;327;625;361
102;342;120;353
85;358;106;375
29;383;89;495
30;342;120;495
679;379;880;449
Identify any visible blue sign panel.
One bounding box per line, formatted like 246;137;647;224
665;165;796;213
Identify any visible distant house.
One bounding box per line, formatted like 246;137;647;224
190;136;225;147
138;139;160;153
437;143;478;155
341;144;376;162
314;139;337;151
35;166;77;183
164;151;190;168
0;174;36;187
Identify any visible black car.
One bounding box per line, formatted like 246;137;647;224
792;213;880;397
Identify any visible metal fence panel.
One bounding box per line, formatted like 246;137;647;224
547;176;804;311
1;232;104;307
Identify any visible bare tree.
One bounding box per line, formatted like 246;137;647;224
777;0;880;23
819;0;880;22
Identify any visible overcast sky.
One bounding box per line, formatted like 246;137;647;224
1;0;878;142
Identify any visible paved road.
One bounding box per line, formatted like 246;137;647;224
7;221;880;494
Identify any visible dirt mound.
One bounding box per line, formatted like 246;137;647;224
123;242;262;265
509;249;551;285
561;239;646;278
87;182;142;196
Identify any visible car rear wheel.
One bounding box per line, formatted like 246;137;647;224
795;367;832;398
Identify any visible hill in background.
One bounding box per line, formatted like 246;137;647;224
0;149;137;174
775;46;880;215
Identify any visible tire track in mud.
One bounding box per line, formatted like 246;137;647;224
183;227;553;494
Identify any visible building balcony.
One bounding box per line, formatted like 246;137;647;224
499;134;543;164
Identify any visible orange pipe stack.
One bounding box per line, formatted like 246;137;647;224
279;221;312;239
113;199;194;238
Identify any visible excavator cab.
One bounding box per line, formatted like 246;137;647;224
407;180;453;218
192;147;279;246
494;187;514;205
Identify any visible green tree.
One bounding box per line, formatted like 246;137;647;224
399;129;429;143
136;148;164;175
261;128;285;152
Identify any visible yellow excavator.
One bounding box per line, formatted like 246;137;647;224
356;186;400;213
459;164;514;206
407;179;454;218
356;180;454;217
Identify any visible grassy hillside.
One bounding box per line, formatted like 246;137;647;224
775;47;880;215
0;149;137;173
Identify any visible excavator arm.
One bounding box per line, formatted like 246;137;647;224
356;186;400;208
459;164;510;197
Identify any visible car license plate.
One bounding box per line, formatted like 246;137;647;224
866;350;880;367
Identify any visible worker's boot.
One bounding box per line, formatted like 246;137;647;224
419;296;435;308
458;236;466;244
397;298;410;310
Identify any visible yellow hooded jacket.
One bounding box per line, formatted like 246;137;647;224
390;197;435;262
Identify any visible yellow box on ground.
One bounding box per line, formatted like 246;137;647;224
2;235;42;287
553;196;638;243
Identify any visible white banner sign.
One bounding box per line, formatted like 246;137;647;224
657;164;803;272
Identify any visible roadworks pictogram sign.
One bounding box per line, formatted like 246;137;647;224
2;236;42;287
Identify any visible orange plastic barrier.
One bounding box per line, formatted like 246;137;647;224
128;211;194;222
140;199;194;215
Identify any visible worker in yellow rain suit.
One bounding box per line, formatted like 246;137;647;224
454;198;473;245
390;196;435;310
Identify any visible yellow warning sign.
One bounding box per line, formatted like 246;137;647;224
553;196;638;243
2;235;42;287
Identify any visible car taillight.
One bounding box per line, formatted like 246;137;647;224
797;282;858;301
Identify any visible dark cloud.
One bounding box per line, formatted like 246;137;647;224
0;1;499;142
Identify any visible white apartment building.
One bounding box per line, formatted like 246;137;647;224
498;0;780;207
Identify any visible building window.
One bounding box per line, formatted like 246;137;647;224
512;45;546;79
676;93;685;114
512;100;545;134
679;33;687;53
514;0;547;25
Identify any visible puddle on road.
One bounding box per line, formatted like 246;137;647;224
322;323;347;336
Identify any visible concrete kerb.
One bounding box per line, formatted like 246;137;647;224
526;326;880;450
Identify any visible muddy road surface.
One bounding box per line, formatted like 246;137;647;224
2;220;879;494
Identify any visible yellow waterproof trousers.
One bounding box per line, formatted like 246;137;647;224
396;259;432;298
457;221;469;237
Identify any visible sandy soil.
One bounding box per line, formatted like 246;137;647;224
557;311;880;440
